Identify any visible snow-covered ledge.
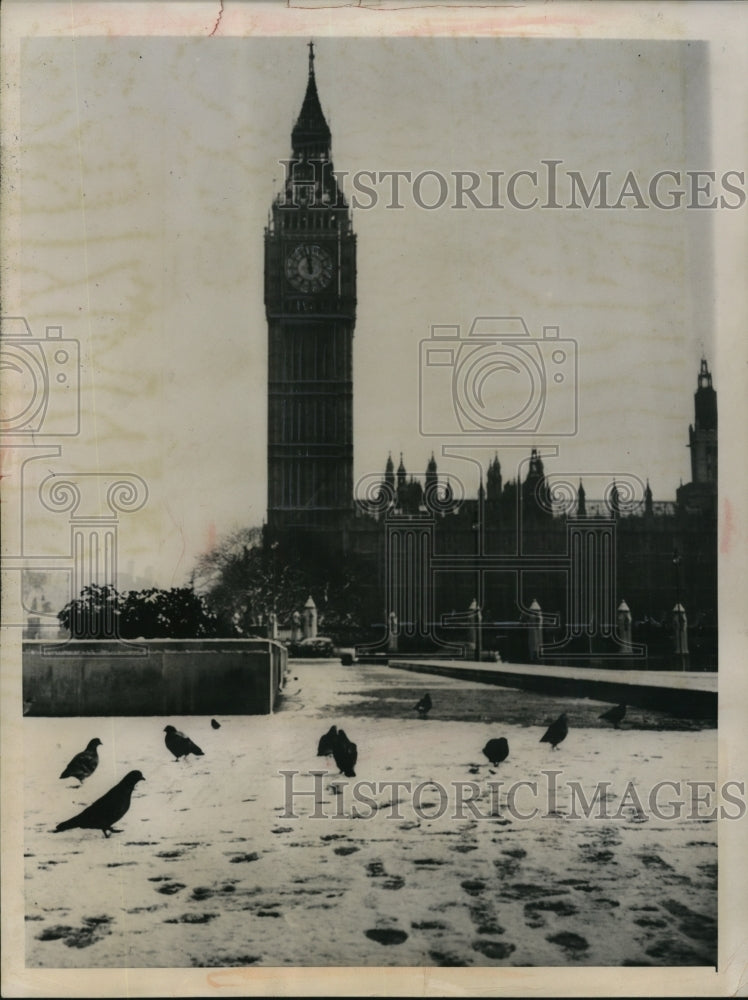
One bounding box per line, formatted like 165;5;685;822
22;639;288;717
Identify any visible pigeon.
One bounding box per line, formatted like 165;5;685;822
211;718;221;730
599;703;627;729
59;738;102;786
332;729;357;778
482;737;509;767
414;693;432;717
540;713;568;750
54;770;145;838
164;725;204;761
317;725;338;757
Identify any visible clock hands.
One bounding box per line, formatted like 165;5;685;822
301;249;318;279
286;244;332;291
300;247;322;280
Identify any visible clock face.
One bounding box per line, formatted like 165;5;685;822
285;244;334;293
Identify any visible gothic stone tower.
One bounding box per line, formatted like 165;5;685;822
688;358;717;487
677;358;717;517
265;44;356;545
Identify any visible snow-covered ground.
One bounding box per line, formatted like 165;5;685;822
24;661;717;968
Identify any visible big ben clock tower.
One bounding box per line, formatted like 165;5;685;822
265;43;356;546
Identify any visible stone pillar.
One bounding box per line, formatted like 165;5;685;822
617;600;632;646
387;611;398;653
467;598;482;660
267;610;278;640
475;602;483;662
303;595;317;639
618;599;633;668
290;610;302;643
527;598;543;662
673;603;689;670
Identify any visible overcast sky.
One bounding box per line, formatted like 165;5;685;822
12;33;725;591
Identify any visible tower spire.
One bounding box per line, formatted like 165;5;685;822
384;452;395;492
425;451;438;492
292;42;331;159
486;452;502;502
577;479;586;518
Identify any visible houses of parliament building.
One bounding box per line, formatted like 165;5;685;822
263;46;717;665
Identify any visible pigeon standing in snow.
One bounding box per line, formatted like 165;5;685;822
414;693;432;718
332;729;357;778
211;718;221;730
540;713;568;750
482;737;509;767
317;725;338;757
164;725;204;761
59;738;102;786
599;704;627;729
54;770;145;838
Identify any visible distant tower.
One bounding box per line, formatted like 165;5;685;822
425;453;438;493
486;453;502;502
522;448;551;520
396;453;407;508
608;480;620;519
442;476;454;509
397;454;406;486
477;471;486;503
384;453;395;492
689;358;717;486
677;358;718;516
577;480;586;518
265;43;357;536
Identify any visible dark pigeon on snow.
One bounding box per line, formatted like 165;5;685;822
164;725;204;761
482;737;509;767
59;738;102;786
54;770;145;838
332;729;357;778
317;725;338;757
540;713;568;750
211;718;221;730
414;693;432;717
599;703;627;729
